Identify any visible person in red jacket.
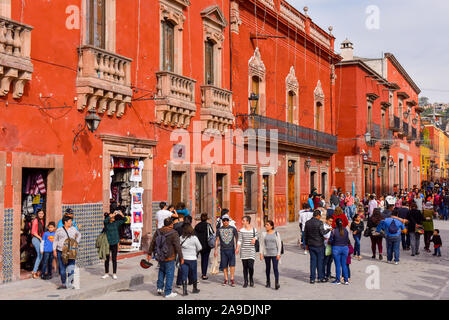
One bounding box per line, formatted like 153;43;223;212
332;207;349;228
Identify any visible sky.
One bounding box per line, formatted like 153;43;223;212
288;0;449;103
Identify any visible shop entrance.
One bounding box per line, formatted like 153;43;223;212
171;171;184;206
20;168;49;277
110;157;144;253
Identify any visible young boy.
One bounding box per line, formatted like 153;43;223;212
431;229;442;257
40;222;56;280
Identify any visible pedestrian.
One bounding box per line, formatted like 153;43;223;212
368;195;378;220
346;241;354;282
174;212;185;236
431;229;442;256
57;208;79;230
31;209;45;279
180;224;202;296
396;204;410;250
414;193;424;212
308;194;315;210
194;213;213;280
148;217;183;298
350;214;364;260
102;210;126;280
259;220;282;289
376;209;405;264
344;192;355;221
382;204;394;219
443;192;449;221
331;207;349;228
155;202;177;229
407;202;425;256
368;208;384;260
304;209;331;284
299;203;314;254
422;202;435;252
235;216;258;288
330;190;339;210
39;221;56;280
176;202;191;217
323;215;334;281
216;209;236;229
214;214;238;287
53;215;81;289
329;218;350;285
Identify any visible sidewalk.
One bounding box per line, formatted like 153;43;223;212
0;223;300;300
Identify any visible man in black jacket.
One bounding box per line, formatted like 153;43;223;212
304;210;331;284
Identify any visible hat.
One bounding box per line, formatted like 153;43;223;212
140;259;153;269
424;201;433;209
65;208;74;215
222;214;230;221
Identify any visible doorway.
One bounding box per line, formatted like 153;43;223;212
399;159;404;191
20;168;49;277
321;172;327;196
288;161;295;222
310;171;316;193
195;172;208;216
171;171;184;206
216;173;226;219
262;174;270;223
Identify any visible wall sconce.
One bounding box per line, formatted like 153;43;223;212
248;93;259;115
364;132;371;144
72;110;102;152
305;157;312;169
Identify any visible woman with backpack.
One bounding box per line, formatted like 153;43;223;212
31;210;46;279
236;216;258;288
194;213;214;280
368;208;384;260
180;224;202;296
329;218;350;285
259;220;282;290
102;211;126;280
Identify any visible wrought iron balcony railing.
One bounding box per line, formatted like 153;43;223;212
236;114;338;153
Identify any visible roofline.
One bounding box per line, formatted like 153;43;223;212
384;53;421;95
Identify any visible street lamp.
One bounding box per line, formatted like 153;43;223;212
248;93;259;115
305;157;312;169
364;131;371;144
85;110;102;133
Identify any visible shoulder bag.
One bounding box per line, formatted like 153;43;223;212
253;228;260;253
275;231;284;255
207;223;216;249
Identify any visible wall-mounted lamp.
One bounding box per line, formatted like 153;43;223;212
305;157;312;169
72;110;102;152
248;93;259;115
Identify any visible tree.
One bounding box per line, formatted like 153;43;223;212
419;96;429;106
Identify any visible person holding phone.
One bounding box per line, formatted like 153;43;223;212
102;210;126;280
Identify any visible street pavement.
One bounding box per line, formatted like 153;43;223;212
0;220;448;300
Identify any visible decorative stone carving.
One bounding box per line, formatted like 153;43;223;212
330;64;337;85
160;2;186;29
0;17;33;99
155;71;196;128
200;85;234;134
314;80;324;102
279;1;306;32
230;1;242;34
76;45;133;118
249;47;266;79
285;66;299;92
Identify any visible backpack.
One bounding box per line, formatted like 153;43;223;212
387;220;399;234
61;228;79;264
153;229;176;262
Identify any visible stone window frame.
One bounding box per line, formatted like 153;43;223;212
81;0;116;53
159;0;189;75
248;48;266;116
285;66;299;124
201;5;227;88
314;80;325;132
243;165;258;214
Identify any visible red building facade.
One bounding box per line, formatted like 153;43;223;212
335;40;422;197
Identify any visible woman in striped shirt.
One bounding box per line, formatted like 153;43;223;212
236;216;258;288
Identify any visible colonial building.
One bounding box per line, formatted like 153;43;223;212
335;40;422;196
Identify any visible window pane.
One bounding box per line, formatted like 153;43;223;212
162;20;174;72
251;77;260;114
87;0;105;48
205;41;214;85
288;92;294;123
244;171;253;210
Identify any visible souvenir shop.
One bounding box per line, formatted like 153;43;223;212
20;168;48;273
110;157;145;252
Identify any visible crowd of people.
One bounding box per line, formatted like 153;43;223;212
301;181;445;285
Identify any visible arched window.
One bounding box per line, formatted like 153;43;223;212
251;76;260;114
315;101;322;131
287;91;295;124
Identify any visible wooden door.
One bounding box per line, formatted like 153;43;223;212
172;171;183;206
288;173;295;222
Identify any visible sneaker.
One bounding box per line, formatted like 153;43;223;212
379;254;383;260
201;275;208;280
112;274;117;280
394;261;399;265
101;274;109;279
331;280;340;285
230;280;235;287
165;292;178;298
304;250;309;255
222;280;228;286
310;280;315;284
157;289;163;295
371;255;376;259
57;285;67;290
344;281;349;285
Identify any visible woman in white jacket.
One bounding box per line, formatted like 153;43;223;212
180;224;202;296
259;220;282;290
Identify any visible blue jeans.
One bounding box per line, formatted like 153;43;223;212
386;235;401;262
32;237;42;273
345;205;355;221
434;247;441;256
200;248;211;277
41;252;53;276
181;260;197;283
443;206;449;221
332;246;349;282
264;256;279;283
309;245;325;281
323;253;333;278
56;250;75;287
353;234;361;256
157;260;176;296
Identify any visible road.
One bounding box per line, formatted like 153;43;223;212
91;220;449;300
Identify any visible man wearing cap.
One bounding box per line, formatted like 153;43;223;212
214;214;238;287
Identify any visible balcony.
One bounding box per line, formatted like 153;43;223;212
76;45;132;117
381;129;394;149
390;115;401;132
0;17;33;98
411;127;417;140
236;114;338;154
155;71;197;128
200;85;234;134
366;123;381;146
399;121;409;138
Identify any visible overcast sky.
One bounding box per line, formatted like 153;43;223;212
288;0;449;103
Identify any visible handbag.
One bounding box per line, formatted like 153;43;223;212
415;224;424;234
275;231;284;255
253;228;260;253
363;227;371;238
325;244;332;256
207;223;216;249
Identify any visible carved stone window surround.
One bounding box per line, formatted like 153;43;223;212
285;66;299;124
248;47;266;116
